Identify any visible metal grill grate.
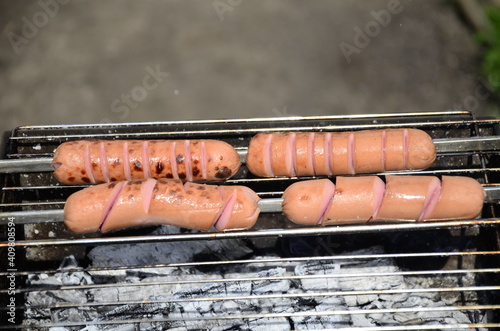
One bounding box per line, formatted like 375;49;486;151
1;111;500;330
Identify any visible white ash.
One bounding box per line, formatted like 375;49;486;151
23;243;486;330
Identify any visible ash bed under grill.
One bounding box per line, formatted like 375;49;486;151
1;111;500;330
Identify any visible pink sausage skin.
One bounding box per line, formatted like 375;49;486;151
64;179;260;233
246;129;436;177
325;176;386;224
426;176;485;221
282;179;336;225
53;139;241;185
282;176;484;225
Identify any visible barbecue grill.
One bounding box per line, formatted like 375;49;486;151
1;110;500;330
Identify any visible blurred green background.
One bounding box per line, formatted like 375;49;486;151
0;0;498;134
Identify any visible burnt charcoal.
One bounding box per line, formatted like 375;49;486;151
88;226;254;268
23;245;486;329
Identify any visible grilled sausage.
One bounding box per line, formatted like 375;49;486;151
52;139;241;184
64;179;261;233
282;175;484;225
246;129;436;177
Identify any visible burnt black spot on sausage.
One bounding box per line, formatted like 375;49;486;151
186;190;194;195
68;176;75;182
81;177;91;183
165;173;174;179
132;180;143;185
192;141;199;145
80;170;86;175
176;154;184;163
219;156;223;160
108;182;117;188
192;167;200;177
178;173;186;180
215;167;232;179
133;161;142;171
156;162;164;174
92;162;98;169
196;186;206;190
110;177;117;182
193;159;199;165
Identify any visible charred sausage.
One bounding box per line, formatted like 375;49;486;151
282;175;484;225
52;139;241;184
246;129;436;177
64;178;261;233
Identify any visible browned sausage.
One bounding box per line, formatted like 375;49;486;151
246;129;436;177
52;139;241;184
64;179;261;233
282;175;484;225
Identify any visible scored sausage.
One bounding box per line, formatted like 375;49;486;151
64;178;261;233
52;139;241;184
282;175;484;225
246;129;436;177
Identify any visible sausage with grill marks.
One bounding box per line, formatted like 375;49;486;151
282;175;485;225
64;178;261;233
52;139;241;184
246;129;436;177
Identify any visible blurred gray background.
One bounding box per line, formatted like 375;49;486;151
0;0;493;134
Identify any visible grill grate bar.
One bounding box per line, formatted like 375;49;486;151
2;219;500;247
11;110;476;131
2;250;498;276
6;286;500;311
5;268;500;295
321;325;500;331
6;118;496;141
2;306;500;330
